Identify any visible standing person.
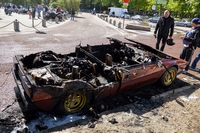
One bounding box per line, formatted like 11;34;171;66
36;5;41;19
32;5;36;19
43;5;48;19
28;4;32;19
57;7;61;13
71;8;75;20
154;10;174;51
190;51;200;72
180;18;200;73
112;11;115;17
190;35;200;72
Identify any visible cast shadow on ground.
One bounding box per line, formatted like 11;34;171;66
34;27;47;34
42;77;199;132
183;71;200;81
75;16;85;19
2;79;195;132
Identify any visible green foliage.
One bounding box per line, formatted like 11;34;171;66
50;1;58;8
127;0;149;15
56;0;81;11
41;0;50;5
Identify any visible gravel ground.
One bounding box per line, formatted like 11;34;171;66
47;74;200;133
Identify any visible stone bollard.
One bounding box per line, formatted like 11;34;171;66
113;20;116;26
106;17;108;22
14;19;19;31
64;15;67;20
118;22;122;28
42;19;46;27
55;17;59;24
62;16;65;22
32;18;34;27
109;19;112;24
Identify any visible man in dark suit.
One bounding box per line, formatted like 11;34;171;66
154;10;174;51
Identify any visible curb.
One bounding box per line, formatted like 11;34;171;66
97;14;190;33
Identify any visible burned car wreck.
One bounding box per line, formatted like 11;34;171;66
12;38;188;115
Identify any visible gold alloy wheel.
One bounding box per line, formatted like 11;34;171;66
63;92;86;113
164;69;176;86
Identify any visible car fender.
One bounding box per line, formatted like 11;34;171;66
32;80;94;111
62;80;94;94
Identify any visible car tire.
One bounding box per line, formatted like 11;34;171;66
158;66;177;87
56;91;91;115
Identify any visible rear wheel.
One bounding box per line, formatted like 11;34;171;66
159;67;177;87
56;91;90;115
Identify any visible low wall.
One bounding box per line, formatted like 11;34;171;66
125;24;151;31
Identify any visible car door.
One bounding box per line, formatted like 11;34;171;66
118;61;162;92
118;64;145;92
140;62;163;84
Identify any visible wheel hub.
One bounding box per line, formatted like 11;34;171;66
64;92;86;113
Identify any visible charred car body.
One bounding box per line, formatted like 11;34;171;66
12;38;188;115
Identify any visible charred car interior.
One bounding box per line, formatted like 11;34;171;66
12;38;188;115
22;39;157;85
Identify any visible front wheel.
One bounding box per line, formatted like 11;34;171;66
56;91;90;115
158;66;177;87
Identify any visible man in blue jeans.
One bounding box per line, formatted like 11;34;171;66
71;8;75;20
190;51;200;71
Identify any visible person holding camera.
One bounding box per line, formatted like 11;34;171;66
180;18;200;73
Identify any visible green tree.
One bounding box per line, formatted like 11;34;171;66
189;0;200;17
128;0;149;15
55;0;81;11
164;0;191;19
